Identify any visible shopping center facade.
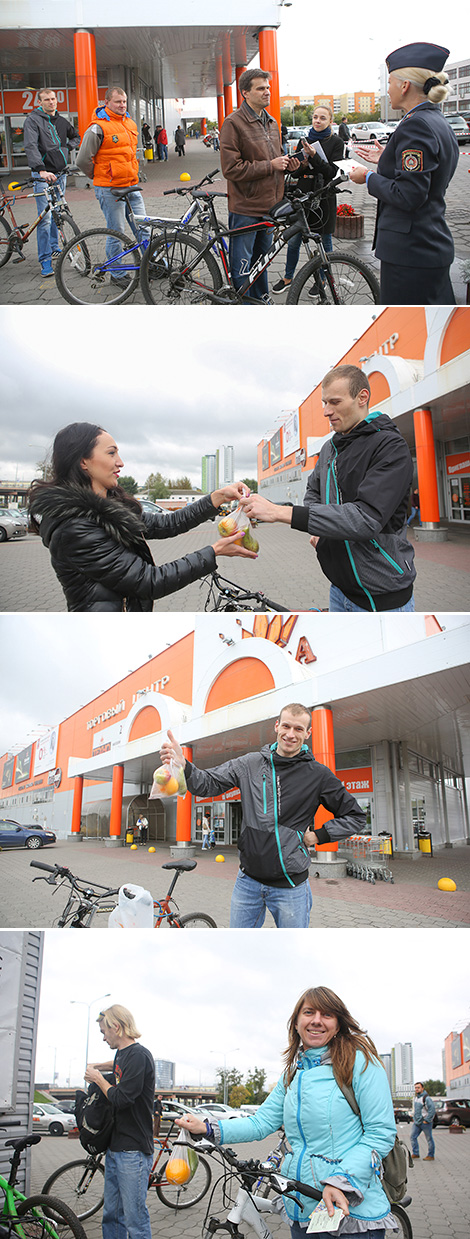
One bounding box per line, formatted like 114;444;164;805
258;307;470;531
0;0;283;173
1;614;469;855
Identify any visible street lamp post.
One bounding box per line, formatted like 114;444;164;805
71;992;111;1078
210;1047;240;1105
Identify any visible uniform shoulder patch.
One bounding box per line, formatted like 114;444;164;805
402;149;423;172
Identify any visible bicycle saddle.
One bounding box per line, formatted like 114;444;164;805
161;860;197;872
5;1135;41;1150
111;185;145;199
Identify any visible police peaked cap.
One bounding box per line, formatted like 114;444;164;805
386;42;450;72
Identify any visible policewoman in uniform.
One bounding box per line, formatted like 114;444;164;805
350;42;459;304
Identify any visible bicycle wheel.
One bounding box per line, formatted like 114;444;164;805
15;1194;87;1239
42;1159;105;1221
287;252;380;305
178;912;217;928
390;1204;413;1239
55;228;140;305
54;212;81;254
140;229;222;304
153;1154;211;1209
0;214;13;267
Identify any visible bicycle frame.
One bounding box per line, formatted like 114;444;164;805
0;181;68;251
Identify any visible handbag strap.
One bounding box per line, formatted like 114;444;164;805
331;1067;363;1125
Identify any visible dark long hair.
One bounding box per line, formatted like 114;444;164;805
29;422;142;528
283;986;382;1088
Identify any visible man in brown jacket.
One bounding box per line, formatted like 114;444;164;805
220;68;298;301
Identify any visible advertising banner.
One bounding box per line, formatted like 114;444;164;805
33;727;59;777
283;411;300;455
261;442;270;472
336;767;373;794
451;1036;462;1069
446;452;470;476
15;744;33;782
462;1023;470;1064
270;429;282;465
2;756;15;789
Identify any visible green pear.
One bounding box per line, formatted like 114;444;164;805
243;528;259;552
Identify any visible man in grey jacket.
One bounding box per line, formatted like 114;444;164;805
23;88;79;276
411;1082;436;1161
160;704;365;928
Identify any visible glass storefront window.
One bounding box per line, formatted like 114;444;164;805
336;748;371;768
8;115;28;166
2;72;45;89
0;120;7;168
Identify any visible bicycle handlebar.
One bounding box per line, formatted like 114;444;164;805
29;860;119;896
163;167;220;196
30;860;69;875
194;1142;322;1202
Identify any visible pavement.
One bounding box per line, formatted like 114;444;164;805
1;519;469;613
1;138;470;304
1;839;469;929
28;1124;470;1239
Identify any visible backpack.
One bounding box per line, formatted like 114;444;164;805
332;1070;413;1203
75;1075;115;1154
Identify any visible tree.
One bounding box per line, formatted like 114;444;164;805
145;472;169;499
167;476;193;490
215;1067;243;1102
245;1067;268;1104
229;1085;251;1108
118;475;138;495
241;478;258;494
422;1079;446;1096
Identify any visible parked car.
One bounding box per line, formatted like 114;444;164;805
138;498;166;516
0;819;56;850
394;1109;412;1123
7;507;29;526
433;1098;470;1127
444;114;470;143
350;122;389;143
0;509;28;542
159;1100;195;1127
286;126;309;154
32;1104;77;1136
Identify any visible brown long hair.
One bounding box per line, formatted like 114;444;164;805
283;986;382;1087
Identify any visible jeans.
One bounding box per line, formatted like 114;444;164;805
407;507;421;526
158;144;168;160
285;230;332;281
230;869;313;928
411;1120;435;1157
291;1226;385;1239
228;212;274;301
32;173;66;266
329;584;415;613
102;1150;153;1239
94;185;148;263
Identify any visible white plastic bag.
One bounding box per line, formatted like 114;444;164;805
108;883;154;928
149;757;187;799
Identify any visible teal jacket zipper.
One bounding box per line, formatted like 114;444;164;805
327;443;377;612
269;747;295;887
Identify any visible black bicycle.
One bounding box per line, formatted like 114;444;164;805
139;174;380;305
202;570;287;612
0;176;82;269
30;858;217;929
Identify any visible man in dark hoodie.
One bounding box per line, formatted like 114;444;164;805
241;364;415;612
23;87;79;276
160;707;365;928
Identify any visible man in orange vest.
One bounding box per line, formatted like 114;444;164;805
76;85;149;285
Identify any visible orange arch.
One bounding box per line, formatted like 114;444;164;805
369;370;391;406
440;309;470;366
128;705;162;742
205;658;275;712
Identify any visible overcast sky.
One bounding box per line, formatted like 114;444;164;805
33;927;469;1088
0;613;467;758
2;307;380;488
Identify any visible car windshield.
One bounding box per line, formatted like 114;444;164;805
39;1105;64;1114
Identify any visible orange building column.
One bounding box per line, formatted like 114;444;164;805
109;764;124;841
73;30;98;141
258;28;281;129
234;32;247;109
71;776;83;835
311;707;338;853
413;408;441;527
222;33;233;116
216;54;225;129
201;117;207;136
176;746;193;844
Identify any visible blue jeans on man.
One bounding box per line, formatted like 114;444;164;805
158;144;168;160
329;585;415;614
94;185;148;264
32;173;66;274
228;212;274;302
411;1120;435;1159
230;869;313;928
102;1149;153;1239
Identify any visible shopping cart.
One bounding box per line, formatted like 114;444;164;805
340;835;394;884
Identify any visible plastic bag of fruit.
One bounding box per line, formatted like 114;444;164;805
149;757;187;799
165;1129;198;1183
217;505;259;553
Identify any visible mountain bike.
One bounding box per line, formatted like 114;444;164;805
0;176;82;269
139;175;380;305
41;1125;211;1220
54;168;222;304
0;1132;86;1239
201;570;287;612
30;858;216;928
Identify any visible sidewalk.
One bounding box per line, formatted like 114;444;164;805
2;138;469;304
2;839;469;930
29;1125;470;1239
1;520;469;612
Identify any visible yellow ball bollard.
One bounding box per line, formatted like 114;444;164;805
437;877;456;892
148;846;156;853
180;172;191;181
215;854;225;862
130;843;137;850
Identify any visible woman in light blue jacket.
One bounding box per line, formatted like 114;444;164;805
177;987;397;1237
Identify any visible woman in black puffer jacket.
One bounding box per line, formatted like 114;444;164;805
273;104;344;296
28;422;257;612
